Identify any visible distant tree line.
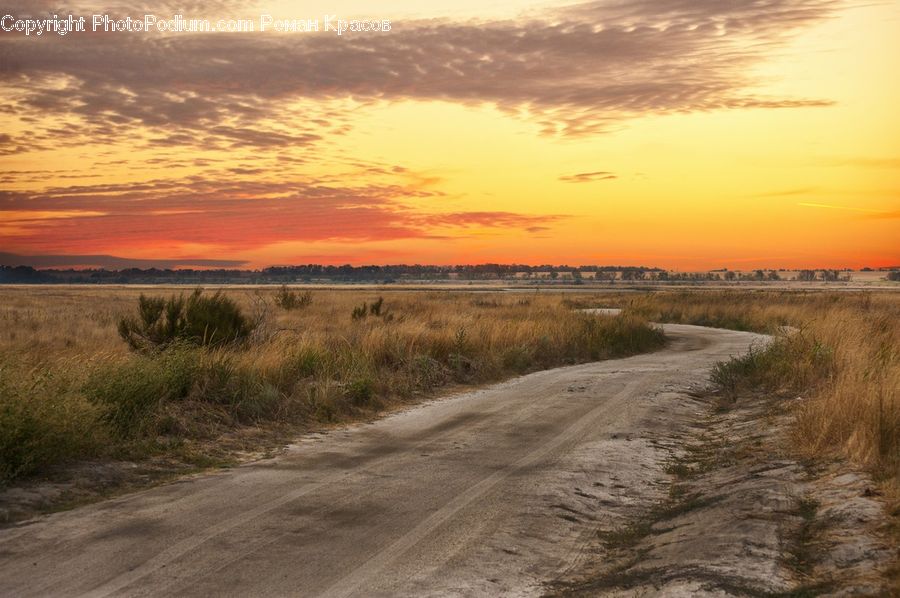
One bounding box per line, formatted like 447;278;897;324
1;264;894;285
0;264;660;284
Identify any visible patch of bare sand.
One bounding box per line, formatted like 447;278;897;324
549;391;896;596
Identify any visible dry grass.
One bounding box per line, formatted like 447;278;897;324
607;291;900;486
0;287;665;483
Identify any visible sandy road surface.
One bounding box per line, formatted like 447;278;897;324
0;324;764;597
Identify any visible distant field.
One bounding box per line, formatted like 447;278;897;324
0;287;664;483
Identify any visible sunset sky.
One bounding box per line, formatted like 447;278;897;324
1;0;898;270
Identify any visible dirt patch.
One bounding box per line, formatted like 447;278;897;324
548;391;897;596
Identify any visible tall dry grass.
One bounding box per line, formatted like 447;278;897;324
0;287;665;483
612;291;900;483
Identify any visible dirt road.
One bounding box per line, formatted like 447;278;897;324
0;324;763;597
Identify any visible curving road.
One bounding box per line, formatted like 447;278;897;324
0;323;764;597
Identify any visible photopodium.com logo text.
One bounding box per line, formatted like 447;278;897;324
1;14;392;36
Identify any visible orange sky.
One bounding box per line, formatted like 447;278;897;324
1;0;898;270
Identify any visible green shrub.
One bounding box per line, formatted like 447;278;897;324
351;303;368;320
351;297;386;320
274;285;312;310
118;289;253;351
345;378;376;406
502;345;534;372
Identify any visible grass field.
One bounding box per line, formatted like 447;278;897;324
0;287;665;483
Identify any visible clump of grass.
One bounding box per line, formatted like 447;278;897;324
273;285;312;311
786;496;823;576
84;347;198;436
599;488;719;550
351;303;368;320
370;297;384;316
118;289;254;351
711;333;833;399
576;313;666;360
345;377;376;406
0;360;102;482
351;296;386;320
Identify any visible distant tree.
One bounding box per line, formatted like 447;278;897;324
797;270;816;282
888;271;900;281
0;266;52;283
724;270;736;281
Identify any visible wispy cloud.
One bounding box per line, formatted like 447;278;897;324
559;171;618;183
797;202;890;214
755;187;817;197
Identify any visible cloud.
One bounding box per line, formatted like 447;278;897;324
559;171;618;183
0;0;841;151
0;251;247;269
423;211;567;228
753;187;817;197
0;176;566;254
